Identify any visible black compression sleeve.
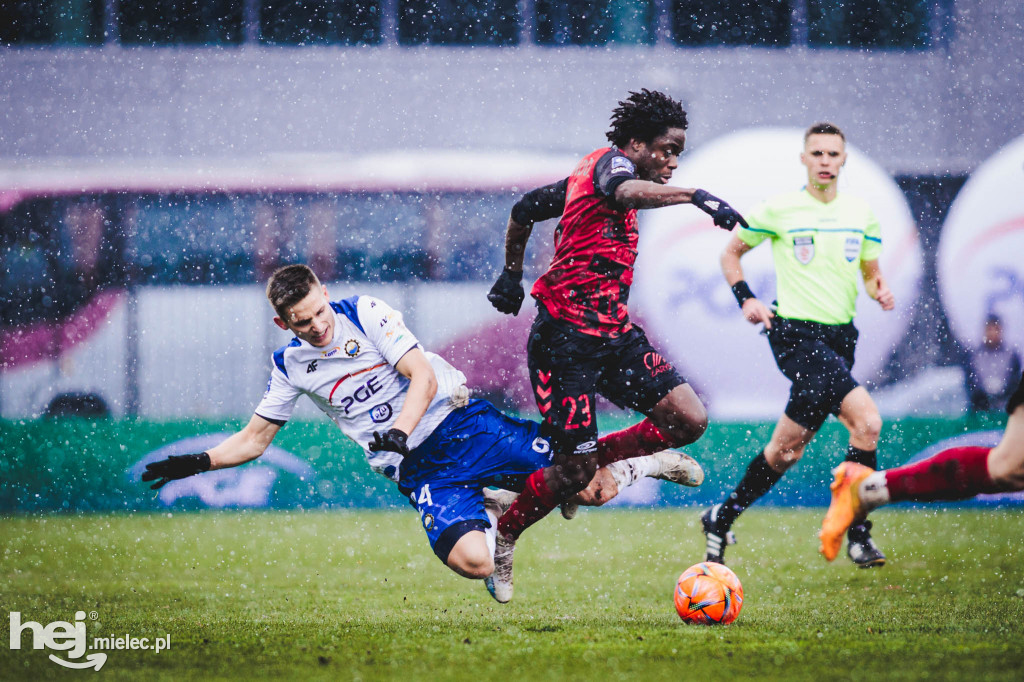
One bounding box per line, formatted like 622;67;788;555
510;178;568;226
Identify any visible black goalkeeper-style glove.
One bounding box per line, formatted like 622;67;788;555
487;267;525;316
692;189;749;231
368;428;410;455
141;452;211;490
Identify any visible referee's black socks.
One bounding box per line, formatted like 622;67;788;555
718;451;783;529
845;445;878;470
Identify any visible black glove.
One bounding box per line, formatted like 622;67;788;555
368;428;410;455
692;189;749;231
487;267;525;316
141;452;211;490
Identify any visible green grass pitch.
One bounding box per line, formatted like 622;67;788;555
3;507;1024;681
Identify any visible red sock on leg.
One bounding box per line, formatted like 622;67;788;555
596;418;674;468
497;469;560;541
885;446;999;502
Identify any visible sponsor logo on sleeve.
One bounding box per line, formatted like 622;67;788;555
610;155;636;175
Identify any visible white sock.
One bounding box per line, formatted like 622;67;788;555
606;455;661;489
630;454;661;479
484;509;498;559
858;471;890;512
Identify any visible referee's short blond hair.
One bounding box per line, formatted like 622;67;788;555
804;122;845;142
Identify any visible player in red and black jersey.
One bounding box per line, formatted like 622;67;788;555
484;89;746;599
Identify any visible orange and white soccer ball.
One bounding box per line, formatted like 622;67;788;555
674;561;744;625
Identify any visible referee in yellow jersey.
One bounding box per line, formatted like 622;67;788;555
702;122;896;569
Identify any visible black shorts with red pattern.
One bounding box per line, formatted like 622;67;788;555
1007;371;1024;415
526;306;684;456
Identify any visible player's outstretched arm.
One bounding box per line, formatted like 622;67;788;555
860;259;895;311
613;182;747;230
141;414;281;489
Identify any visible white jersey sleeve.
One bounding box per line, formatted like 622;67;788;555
355;296;420;366
254;340;302;424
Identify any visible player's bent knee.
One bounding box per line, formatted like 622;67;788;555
445;530;494;579
435;521;493;578
767;447;802;470
659;404;708;447
678;410;709;444
859;413;883;442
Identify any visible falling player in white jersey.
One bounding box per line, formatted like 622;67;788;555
142;264;704;601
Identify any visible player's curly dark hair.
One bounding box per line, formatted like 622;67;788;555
267;264;321;319
606;89;689;148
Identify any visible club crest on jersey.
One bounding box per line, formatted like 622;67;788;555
343;339;361;357
794;236;815;265
844;236;861;262
422;513;435;531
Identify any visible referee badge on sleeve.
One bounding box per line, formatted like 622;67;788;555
794;236;815;265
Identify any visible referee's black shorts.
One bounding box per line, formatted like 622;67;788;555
766;316;860;431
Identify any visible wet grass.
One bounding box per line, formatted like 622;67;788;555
2;507;1024;681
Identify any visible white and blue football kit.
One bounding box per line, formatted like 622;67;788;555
255;295;552;562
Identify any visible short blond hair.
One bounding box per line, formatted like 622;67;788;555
804;122;845;142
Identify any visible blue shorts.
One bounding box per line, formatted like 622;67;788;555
397;400;552;563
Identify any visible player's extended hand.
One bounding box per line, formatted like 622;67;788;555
368;428;410;455
141;452;211;490
692;189;749;231
741;298;775;330
873;276;895;311
487;267;525;316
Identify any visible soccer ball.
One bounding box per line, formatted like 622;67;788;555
674;561;744;625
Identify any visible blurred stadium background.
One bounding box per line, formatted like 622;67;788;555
1;0;1023;510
